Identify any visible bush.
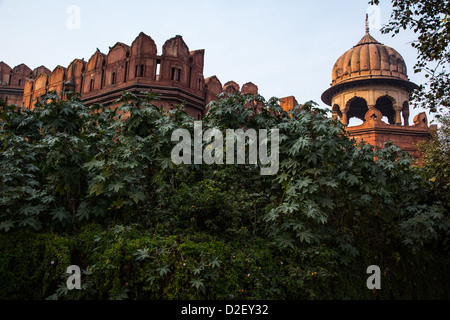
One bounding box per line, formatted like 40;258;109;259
0;91;448;299
0;230;73;299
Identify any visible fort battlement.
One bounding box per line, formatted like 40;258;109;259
0;62;50;106
8;32;267;119
22;33;208;118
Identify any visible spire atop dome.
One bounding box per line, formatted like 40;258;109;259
355;14;381;46
365;13;370;34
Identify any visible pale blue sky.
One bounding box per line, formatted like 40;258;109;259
0;0;432;123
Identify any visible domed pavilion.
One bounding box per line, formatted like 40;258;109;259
321;15;433;159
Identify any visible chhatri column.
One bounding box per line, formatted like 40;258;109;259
403;108;410;126
340;107;349;126
394;106;402;125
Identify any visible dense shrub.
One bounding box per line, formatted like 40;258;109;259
0;92;448;299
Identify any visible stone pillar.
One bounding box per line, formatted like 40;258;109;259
395;107;402;125
402;103;410;126
341;108;349;126
403;110;409;126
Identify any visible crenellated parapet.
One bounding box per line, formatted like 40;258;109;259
0;61;50;107
21;32;212;119
204;79;262;113
13;32;276;120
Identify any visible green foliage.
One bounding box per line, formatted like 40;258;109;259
0;91;448;299
0;224;336;300
1;224;447;300
417;115;450;207
0;230;73;299
414;115;450;250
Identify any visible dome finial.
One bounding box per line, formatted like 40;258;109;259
365;13;370;34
